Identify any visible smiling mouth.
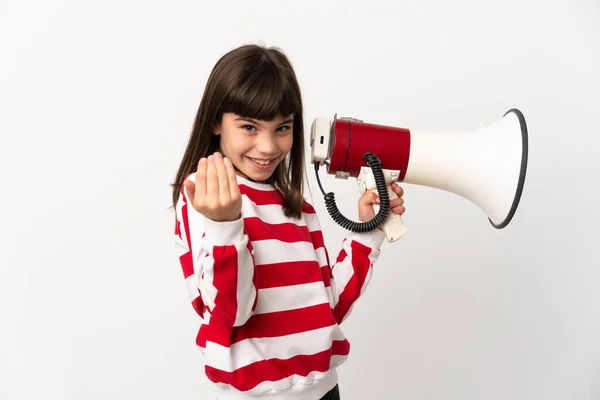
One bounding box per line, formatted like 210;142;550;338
247;157;276;166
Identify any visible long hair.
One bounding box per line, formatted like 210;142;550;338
171;44;305;218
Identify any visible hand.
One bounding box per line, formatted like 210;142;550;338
358;183;405;226
183;152;242;222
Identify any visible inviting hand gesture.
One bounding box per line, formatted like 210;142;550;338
183;152;242;222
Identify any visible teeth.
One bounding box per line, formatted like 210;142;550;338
251;158;272;165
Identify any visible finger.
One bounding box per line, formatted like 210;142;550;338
206;155;218;196
213;152;230;198
392;205;406;215
224;157;240;197
392;183;404;197
390;197;404;208
183;180;195;201
196;158;207;197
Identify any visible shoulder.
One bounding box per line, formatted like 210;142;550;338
301;198;317;214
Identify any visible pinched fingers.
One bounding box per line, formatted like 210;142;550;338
205;155;218;198
212;152;231;198
195;157;208;198
224;156;240;198
190;152;242;222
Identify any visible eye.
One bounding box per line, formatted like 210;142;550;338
242;125;257;132
277;125;292;134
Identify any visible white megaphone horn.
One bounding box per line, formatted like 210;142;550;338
310;108;529;242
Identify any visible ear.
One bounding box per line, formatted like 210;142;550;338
212;122;221;135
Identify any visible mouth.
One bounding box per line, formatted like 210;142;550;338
246;156;277;170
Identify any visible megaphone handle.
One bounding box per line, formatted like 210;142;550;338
371;185;408;242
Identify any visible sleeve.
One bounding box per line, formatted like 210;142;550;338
174;175;258;328
328;229;385;324
303;200;386;325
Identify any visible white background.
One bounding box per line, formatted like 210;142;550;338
1;1;599;399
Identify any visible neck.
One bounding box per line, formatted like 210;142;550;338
234;168;265;184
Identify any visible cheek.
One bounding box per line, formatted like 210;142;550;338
280;136;294;153
222;136;249;157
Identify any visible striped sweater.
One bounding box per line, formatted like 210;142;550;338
174;173;386;400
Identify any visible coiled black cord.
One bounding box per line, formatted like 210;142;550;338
315;152;390;232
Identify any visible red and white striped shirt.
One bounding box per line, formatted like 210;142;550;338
174;173;386;400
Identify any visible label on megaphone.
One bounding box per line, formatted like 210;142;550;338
310;118;331;164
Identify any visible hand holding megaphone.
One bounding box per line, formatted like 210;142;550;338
357;166;408;241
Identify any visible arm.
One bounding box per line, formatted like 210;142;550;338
175;175;258;328
303;202;386;325
329;182;405;323
328;230;385;324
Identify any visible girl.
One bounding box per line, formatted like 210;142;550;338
171;44;405;400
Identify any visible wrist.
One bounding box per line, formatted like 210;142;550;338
210;213;241;222
202;216;244;246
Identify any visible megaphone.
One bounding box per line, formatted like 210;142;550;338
310;108;528;242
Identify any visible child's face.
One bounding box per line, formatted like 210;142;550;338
214;112;294;183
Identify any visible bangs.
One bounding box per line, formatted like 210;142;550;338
220;65;300;121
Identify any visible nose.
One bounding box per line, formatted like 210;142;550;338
256;132;277;155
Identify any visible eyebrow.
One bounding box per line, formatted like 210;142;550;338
235;117;294;125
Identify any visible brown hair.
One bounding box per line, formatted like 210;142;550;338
171;44;305;218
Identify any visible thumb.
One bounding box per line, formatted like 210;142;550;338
372;191;380;204
183;181;195;200
359;191;379;207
